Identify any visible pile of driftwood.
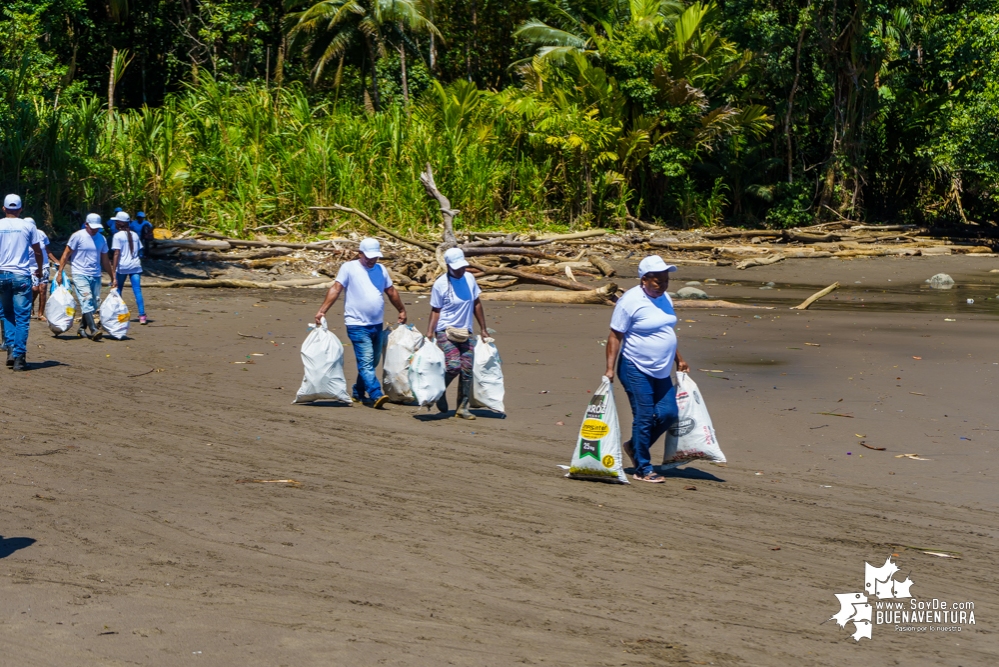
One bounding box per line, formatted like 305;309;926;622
143;165;995;306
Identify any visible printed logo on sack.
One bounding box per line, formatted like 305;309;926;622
669;418;696;436
675;391;690;411
579;439;600;461
580;418;610;440
830;555;976;641
585;395;607;418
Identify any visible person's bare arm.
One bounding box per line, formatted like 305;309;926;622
426;307;441;339
385;285;407;324
473;299;489;338
56;246;72;278
675;350;689;373
605;329;624;381
315;281;344;325
101;252;115;280
31;243;43;279
110;249;120;276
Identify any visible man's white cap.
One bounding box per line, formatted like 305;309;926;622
638;255;677;277
443;247;469;270
85;213;104;229
3;194;22;210
358;238;383;259
113;211;130;222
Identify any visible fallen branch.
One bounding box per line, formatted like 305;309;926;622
420;163;458;249
460;246;569;261
587;254;615;277
145;277;331;289
154;239;231;251
736;254;786;269
704;230;783;240
468;262;597;291
237;332;263;339
674;300;774;309
534;229;609;242
479;283;617;304
791;282;839;310
311;205;436;252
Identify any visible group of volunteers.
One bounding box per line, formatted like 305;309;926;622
311;236;687;481
0;193;150;369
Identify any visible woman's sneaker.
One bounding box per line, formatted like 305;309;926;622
139;315;147;325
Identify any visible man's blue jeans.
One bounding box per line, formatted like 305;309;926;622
346;324;384;401
0;272;33;358
617;356;678;476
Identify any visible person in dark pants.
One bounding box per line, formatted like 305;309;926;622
425;247;490;419
314;238;407;409
604;255;689;483
0;194;44;371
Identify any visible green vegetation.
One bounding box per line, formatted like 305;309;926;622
2;1;998;235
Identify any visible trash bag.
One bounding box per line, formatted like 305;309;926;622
292;317;350;404
382;324;425;403
99;288;131;339
567;377;628;483
45;271;76;334
662;371;726;468
408;337;446;407
470;336;505;413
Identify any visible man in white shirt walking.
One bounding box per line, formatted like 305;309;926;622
314;238;407;408
56;213;116;340
0;194;44;370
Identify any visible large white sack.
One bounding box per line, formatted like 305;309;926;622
662;371;726;468
45;274;76;334
99;288;131;339
470;336;505;413
408;337;446;407
293;317;351;404
382;324;425;403
567;377;628;483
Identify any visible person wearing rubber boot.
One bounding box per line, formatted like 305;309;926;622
314;238;407;409
57;213;115;341
426;247;490;420
0;194;44;371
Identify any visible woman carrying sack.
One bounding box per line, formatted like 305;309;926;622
604;255;690;483
110;211;147;324
425;248;491;420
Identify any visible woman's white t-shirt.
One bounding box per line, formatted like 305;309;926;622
609;285;678;378
111;231;143;274
430;272;482;331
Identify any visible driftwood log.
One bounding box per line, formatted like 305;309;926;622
791;282;839;310
478;283;617;304
312;205;436;252
145;277;331;289
468;262;599;291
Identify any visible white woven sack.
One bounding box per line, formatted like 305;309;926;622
567;377;628;483
45;284;76;334
662;371;726;468
470;336;505;413
408;337;446;407
293;317;350;404
382;324;424;403
99;288;131;339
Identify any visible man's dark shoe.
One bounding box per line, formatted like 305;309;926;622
6;351;13;367
11;357;27;372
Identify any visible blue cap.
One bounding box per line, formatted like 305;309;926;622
136;211;146;218
113;207;123;213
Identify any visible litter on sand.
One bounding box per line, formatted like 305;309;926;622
236;479;302;486
895;453;932;460
816;411;853;418
860;442;886;451
898;545;962;559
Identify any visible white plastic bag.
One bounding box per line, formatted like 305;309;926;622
662;371;726;468
99;288;131;339
408;337;446;407
382;324;425;403
292;317;350;404
45;273;76;334
567;377;628;483
470;336;505;413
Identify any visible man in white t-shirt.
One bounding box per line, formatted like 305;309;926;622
0;194;44;370
56;213;115;341
425;247;490;418
314;238;407;408
604;255;690;483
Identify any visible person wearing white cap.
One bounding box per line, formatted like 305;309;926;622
425;247;490;419
110;211;148;324
0;194;45;370
56;213;115;340
604;255;690;483
314;237;407;408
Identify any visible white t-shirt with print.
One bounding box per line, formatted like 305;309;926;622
334;259;393;326
0;217;41;275
610;285;678;379
68;230;109;278
430;272;481;332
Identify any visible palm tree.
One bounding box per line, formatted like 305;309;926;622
286;0;439;111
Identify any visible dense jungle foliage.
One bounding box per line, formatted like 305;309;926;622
1;0;997;236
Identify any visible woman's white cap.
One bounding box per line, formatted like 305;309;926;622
443;247;469;269
3;194;22;210
114;211;131;222
638;255;677;277
358;238;383;258
85;213;103;229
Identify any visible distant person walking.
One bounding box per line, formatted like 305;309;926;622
604;256;689;483
24;217;56;320
425;247;490;419
130;212;154;257
57;213;115;340
110;211;147;324
314;238;407;408
0;194;44;370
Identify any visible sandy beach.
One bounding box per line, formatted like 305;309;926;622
0;254;996;665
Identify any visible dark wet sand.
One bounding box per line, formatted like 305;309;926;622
0;254;996;665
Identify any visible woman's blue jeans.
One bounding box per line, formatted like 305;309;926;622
617;356;678;476
346;324;384;401
115;272;145;316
